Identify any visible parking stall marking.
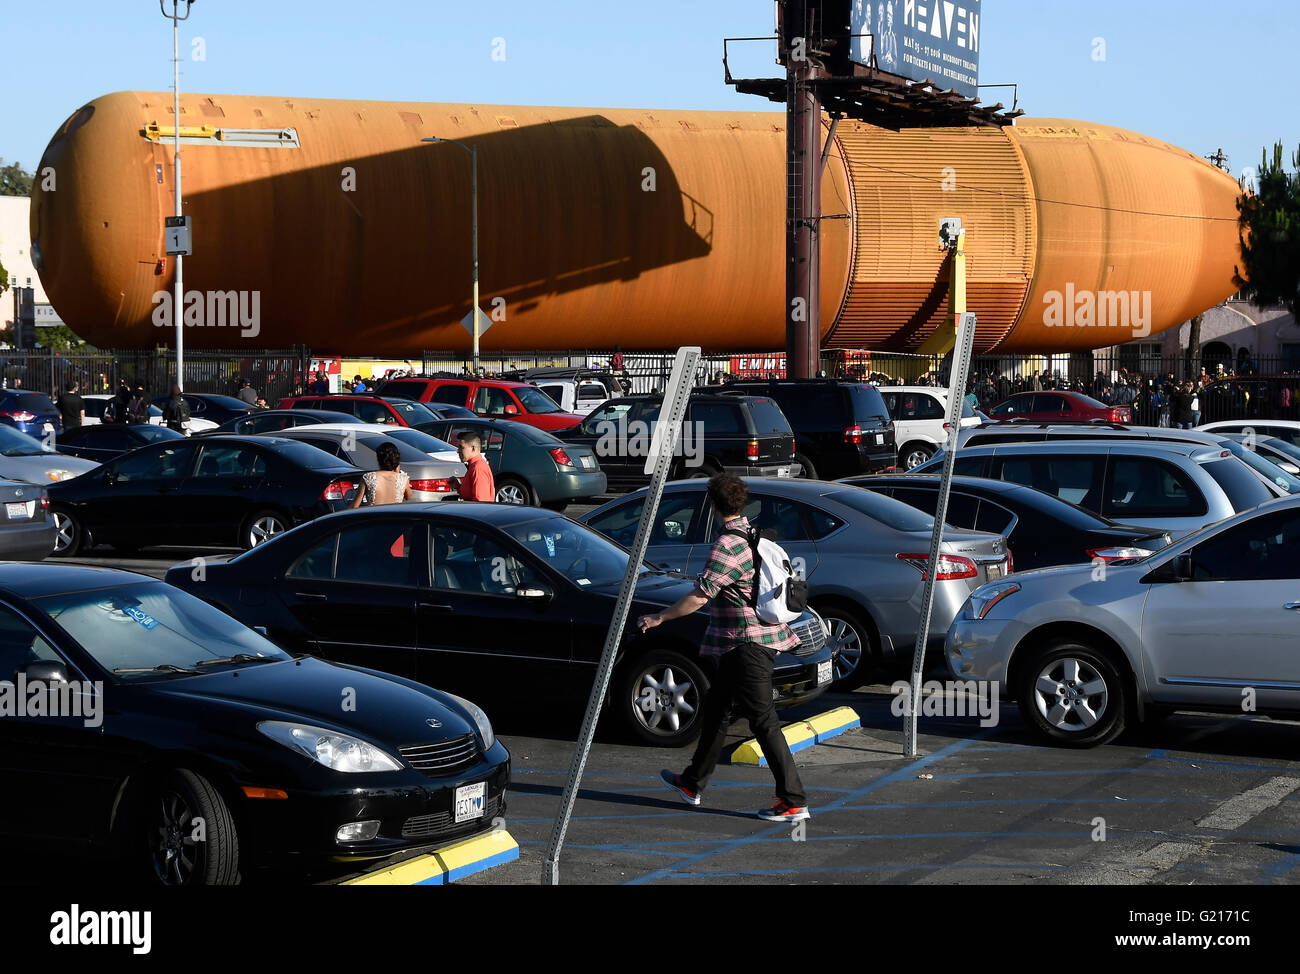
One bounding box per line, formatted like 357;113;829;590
1195;776;1300;830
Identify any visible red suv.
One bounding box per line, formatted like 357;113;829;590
987;390;1132;424
377;377;585;432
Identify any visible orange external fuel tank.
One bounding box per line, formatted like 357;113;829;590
30;91;1243;354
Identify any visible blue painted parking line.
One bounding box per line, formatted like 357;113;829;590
665;862;1070;879
840;796;1203;811
927;766;1238;781
625;730;991;885
1139;753;1300;773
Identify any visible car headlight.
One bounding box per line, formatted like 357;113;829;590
45;469;75;482
443;693;495;750
256;721;403;773
961;581;1021;621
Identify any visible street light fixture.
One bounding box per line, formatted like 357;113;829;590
421;136;481;374
160;0;195;391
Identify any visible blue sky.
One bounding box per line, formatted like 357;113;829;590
3;1;1294;183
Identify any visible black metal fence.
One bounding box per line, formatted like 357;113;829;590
0;347;312;405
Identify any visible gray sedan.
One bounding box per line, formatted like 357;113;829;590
947;493;1300;747
0;477;55;560
264;428;464;502
581;478;1012;689
0;424;98;486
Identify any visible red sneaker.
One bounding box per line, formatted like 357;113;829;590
659;769;701;806
757;798;810;822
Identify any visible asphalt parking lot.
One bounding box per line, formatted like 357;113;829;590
58;537;1300;887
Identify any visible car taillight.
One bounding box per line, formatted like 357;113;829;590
409;478;452;492
747;438;759;461
895;552;978;581
2;411;36;422
548;447;573;466
843;425;863;444
1006;549;1014;574
1110;408;1128;422
1087;546;1153;562
39;494;49;511
321;479;356;501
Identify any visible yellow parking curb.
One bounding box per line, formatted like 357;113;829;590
728;706;861;767
341;829;518;885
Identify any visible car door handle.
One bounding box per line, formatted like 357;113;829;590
418;601;453;612
1285;603;1300;611
294;591;328;601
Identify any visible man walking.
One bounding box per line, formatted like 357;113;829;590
56;381;85;432
455;431;496;501
640;474;809;823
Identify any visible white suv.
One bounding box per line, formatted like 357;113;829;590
880;386;981;470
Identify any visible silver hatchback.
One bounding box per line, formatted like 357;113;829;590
947;493;1300;747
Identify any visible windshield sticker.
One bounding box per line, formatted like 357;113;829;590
575;578;591;586
122;606;159;630
544;535;556;558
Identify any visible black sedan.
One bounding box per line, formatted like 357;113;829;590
165;504;835;747
48;435;363;555
198;408;363;436
56;423;185;463
840;474;1172;570
0;564;509;884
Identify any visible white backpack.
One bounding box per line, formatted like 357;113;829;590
725;527;808;625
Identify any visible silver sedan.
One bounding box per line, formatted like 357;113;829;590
947;493;1300;747
263;428;465;502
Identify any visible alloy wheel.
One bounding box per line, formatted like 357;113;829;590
152;789;202;886
632;663;698;735
496;482;528;504
824;615;864;682
52;512;75;553
248;516;284;547
1032;656;1109;732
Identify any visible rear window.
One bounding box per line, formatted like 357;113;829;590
1202;454;1276;511
379;380;428;399
744;398;792;436
756;386;845;430
1074;393;1109;410
690;401;746;435
431;383;471;405
270;439;358;473
11;393;56;413
823;486;936;533
849;385;891;425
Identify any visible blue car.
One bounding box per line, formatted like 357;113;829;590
0;391;61;439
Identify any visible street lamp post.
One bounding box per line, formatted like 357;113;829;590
421;137;480;374
160;0;195;391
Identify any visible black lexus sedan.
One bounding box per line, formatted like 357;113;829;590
48;435;364;555
165;504;835;747
0;564;509;885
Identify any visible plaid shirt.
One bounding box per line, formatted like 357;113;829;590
694;516;800;658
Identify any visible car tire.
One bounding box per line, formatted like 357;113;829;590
618;648;709;747
241;510;287;549
899;441;936;470
814;603;875;691
495;476;535;505
144;769;241;886
1016;639;1128;748
50;508;84;557
794;453;818;480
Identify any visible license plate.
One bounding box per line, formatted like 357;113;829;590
454;782;486;823
875;433;885;444
776;466;791;478
580;455;594;469
986;562;1005;581
5;502;29;519
817;660;832;686
42;423;53;434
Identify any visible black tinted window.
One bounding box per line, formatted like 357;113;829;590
336;523;418;586
432;384;471;405
999;455;1103;510
1202;455;1274;512
587;491;703;548
1188;510;1300;580
1105;458;1206;518
974;500;1017;535
691;402;746;435
849;385;891;424
766;387;844;429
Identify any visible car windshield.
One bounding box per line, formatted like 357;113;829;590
32;582;291;679
386;399;438;424
503;515;649;586
513;387;562;414
823;485;937;532
385;428;457;454
0;425;55;456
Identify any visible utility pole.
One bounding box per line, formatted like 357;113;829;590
160;0;195;390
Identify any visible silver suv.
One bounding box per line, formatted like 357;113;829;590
948;494;1300;747
914;439;1274;538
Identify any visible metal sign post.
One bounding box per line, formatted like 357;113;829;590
542;346;700;886
904;312;976;758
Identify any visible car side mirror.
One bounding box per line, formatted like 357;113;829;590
102;469;117;486
1173;552;1193;581
515;584;552;602
18;660;70;684
504;404;519;416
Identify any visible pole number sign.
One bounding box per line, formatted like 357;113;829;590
164;215;193;256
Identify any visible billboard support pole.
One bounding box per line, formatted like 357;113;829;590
904;311;976;758
543;346;701;885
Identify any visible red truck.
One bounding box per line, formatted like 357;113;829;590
374;377;586;432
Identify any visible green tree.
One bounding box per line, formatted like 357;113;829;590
0;255;8;294
0;159;33;196
1235;143;1300;317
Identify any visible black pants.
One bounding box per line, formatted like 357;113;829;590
682;643;806;807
